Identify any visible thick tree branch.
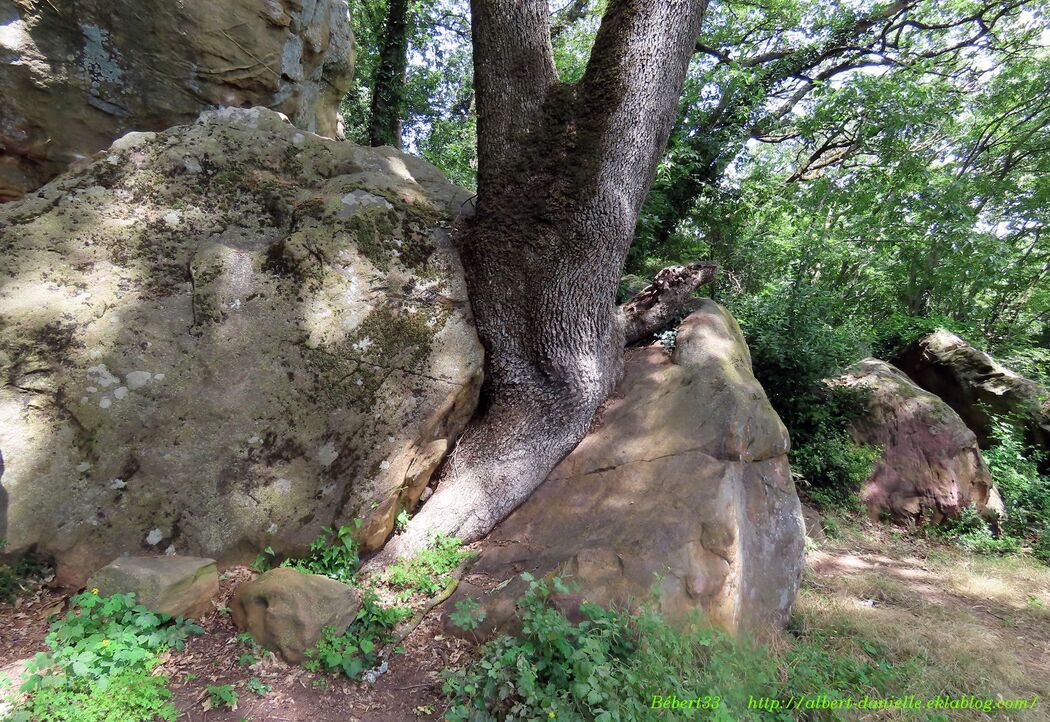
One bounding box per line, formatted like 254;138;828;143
576;0;709;213
620;261;718;344
470;0;559;192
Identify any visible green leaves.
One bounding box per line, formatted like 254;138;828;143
13;590;201;720
384;534;472;599
279;520;363;583
302;589;410;681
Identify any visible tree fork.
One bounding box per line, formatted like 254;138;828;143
370;0;709;565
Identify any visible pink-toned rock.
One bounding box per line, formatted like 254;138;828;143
834;358;1003;524
443;301;805;640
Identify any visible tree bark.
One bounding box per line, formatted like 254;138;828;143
375;0;708;562
369;0;412;148
621;261;718;344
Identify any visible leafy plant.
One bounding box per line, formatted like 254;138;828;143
11;590;201;721
303;588;410;680
791;430;880;510
250;546;276;573
21;591;202;691
281;521;362;583
444;575;924;721
448;599;485;632
11;668;178;722
384;535;472;599
206;684;238;710
978;419;1050;560
395;508;410;533
247;676;271;697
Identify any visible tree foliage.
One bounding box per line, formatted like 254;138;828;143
350;0;1049;511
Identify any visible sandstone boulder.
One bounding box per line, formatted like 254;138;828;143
85;555;218;618
833;358;1003;524
0;107;482;585
231;567;359;663
443;301;805;639
0;0;354;200
894;331;1050;462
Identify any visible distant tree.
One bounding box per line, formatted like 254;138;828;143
369;0;412;147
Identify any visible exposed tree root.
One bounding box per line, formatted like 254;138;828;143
368;259;716;568
379;558;471;660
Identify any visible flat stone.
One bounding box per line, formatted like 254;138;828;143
86;555;218;618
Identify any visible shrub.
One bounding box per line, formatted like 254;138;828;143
981;419;1050;558
205;684;238;710
281;521;362;583
11;590;201;721
303;588;410;680
443;575;915;722
14;669;177;722
731;283;878;510
791;430;880;510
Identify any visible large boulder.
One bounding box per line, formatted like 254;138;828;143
444;301;805;639
0;107;482;585
833;358;1002;524
85;555;219;618
894;331;1050;460
0;0;354;201
231;567;360;663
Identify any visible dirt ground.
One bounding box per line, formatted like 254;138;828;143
0;566;470;722
794;520;1050;722
3;521;1049;721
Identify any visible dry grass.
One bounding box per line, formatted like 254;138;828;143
795;515;1050;721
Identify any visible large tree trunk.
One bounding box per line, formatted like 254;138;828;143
375;0;708;562
369;0;411;148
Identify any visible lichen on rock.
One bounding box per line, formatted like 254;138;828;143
0;107;482;585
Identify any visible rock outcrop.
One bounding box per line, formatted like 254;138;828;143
231;567;360;663
86;556;219;618
833;359;1002;524
443;301;805;639
0;0;354;200
894;331;1050;461
0;107;482;585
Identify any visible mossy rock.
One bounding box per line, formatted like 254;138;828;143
0;108;483;586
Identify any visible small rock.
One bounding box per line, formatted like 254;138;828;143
86;556;219;618
231;568;361;663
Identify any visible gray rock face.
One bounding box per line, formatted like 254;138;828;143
86;555;219;618
231;567;360;663
894;331;1050;464
0;107;482;585
833;358;1003;524
444;301;805;639
0;0;355;200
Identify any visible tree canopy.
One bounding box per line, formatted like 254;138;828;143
346;0;1049;375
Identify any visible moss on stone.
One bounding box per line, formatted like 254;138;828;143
303;306;446;411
